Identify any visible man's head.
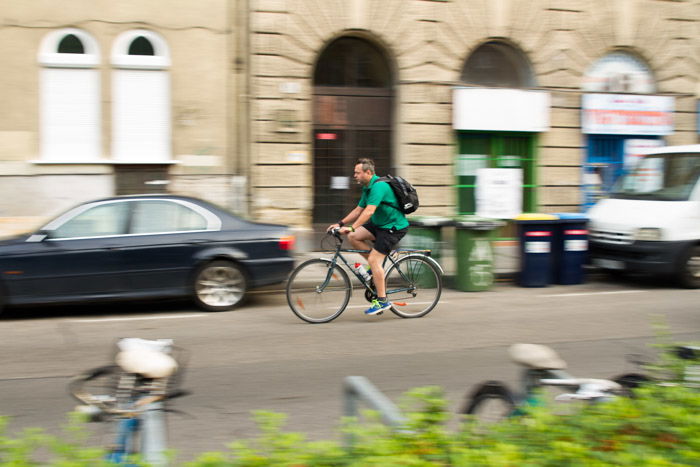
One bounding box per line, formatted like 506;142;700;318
353;158;375;186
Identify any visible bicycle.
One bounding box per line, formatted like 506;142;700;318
613;344;700;391
286;228;444;323
460;343;623;424
68;338;188;466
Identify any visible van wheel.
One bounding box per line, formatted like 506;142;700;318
677;246;700;289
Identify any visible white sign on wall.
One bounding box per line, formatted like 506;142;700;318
453;88;550;132
582;94;674;135
476;168;523;219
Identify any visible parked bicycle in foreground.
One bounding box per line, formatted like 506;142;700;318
461;343;623;424
286;229;443;323
68;338;188;466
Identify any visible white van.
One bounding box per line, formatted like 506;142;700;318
588;144;700;288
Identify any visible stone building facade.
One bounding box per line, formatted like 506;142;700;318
0;0;698;237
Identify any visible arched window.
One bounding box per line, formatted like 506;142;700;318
57;34;85;54
461;41;535;88
582;51;655;93
38;28;101;162
314;37;391;88
111;30;171;163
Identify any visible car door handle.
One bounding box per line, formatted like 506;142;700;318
188;239;207;244
103;245;123;250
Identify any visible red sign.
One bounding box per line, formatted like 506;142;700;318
316;133;337;140
525;231;551;237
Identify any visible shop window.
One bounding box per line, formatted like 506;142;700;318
461;41;535;88
38;28;101;162
456;133;536;215
111;30;171;163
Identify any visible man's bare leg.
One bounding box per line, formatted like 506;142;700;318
368;249;388;299
348;228;374;261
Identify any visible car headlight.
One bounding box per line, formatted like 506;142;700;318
635;228;662;241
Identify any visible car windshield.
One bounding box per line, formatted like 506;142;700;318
611;152;700;201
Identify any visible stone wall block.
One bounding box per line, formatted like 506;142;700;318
253;142;312;165
404;165;454;186
404;144;454;166
403;123;454;145
254;187;313;211
417;186;453;206
539;166;581;186
402;103;452;124
251;11;286;33
253;55;308;78
252;164;311;187
539;186;581;206
539;146;585;166
540;128;585;148
550;106;581;129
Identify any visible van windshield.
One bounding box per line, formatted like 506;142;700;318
611;153;700;201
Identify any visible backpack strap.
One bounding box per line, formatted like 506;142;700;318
374;177;401;211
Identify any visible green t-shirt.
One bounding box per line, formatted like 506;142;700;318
358;175;409;230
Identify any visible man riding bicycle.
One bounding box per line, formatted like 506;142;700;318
327;158;409;315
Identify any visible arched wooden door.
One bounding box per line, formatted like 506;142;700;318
312;37;394;226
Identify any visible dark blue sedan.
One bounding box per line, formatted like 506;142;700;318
0;195;295;312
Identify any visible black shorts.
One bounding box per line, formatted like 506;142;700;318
362;222;408;255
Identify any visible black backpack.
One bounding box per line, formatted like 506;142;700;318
377;174;419;214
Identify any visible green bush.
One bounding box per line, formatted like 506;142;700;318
184;382;699;467
1;344;698;466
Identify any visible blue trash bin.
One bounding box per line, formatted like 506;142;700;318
515;214;558;287
552;213;588;285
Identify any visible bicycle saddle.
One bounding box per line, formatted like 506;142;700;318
116;349;178;379
509;343;567;370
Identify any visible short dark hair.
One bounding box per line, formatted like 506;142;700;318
355;158;375;174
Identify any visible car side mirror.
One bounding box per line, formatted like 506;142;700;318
27;229;53;243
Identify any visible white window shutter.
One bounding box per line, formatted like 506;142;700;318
40;68;101;161
112;70;171;163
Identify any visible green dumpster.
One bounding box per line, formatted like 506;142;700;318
403;216;453;288
454;216;504;292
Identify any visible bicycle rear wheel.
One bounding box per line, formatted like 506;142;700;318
286;259;351;323
385;254;442;318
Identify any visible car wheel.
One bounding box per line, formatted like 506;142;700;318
193;260;247;311
677;245;700;289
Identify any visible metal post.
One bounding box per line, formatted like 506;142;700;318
141;401;168;467
343;376;407;448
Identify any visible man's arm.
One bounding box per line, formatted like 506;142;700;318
348;205;376;233
327;206;364;232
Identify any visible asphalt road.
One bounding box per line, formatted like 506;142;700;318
0;275;698;463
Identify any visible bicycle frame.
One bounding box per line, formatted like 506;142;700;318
317;235;442;298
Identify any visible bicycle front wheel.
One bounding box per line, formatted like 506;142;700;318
463;385;515;425
385;254;442;318
68;365;122;411
286;259;351;323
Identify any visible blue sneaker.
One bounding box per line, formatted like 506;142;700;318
365;299;391;315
